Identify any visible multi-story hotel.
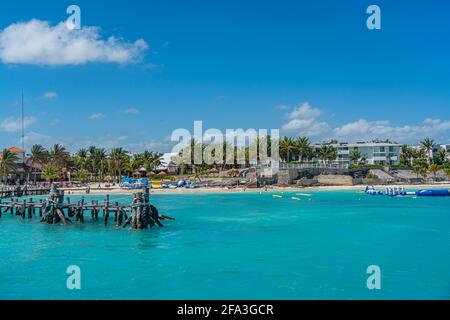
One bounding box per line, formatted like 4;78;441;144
313;142;402;166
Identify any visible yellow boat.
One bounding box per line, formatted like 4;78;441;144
151;181;163;189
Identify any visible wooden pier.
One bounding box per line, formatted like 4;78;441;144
0;186;51;199
0;184;174;230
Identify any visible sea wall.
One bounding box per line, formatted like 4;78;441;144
317;175;354;186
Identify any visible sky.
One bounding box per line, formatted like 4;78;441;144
1;0;450;153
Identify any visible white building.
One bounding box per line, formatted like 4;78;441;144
313;142;402;166
156;153;180;174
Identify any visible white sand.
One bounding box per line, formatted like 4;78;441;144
61;183;450;196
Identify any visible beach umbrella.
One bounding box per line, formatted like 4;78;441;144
147;172;156;178
157;171;168;177
132;171;141;178
209;168;220;174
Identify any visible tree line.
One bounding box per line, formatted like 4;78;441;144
1;137;449;184
0;144;162;183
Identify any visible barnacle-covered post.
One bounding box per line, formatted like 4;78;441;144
123;186;170;229
41;184;69;225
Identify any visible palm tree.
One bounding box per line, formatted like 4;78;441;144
350;149;362;165
142;151;162;172
29;145;48;182
86;147;108;181
413;148;427;160
94;148;107;181
421;138;434;162
280;137;297;162
50;144;69;168
109;148;128;182
433;149;447;165
444;167;450;181
75;169;89;183
428;163;440;180
296;137;312;162
0;149;19;182
42;165;60;183
400;145;413;167
316;145;338;164
76;148;89;171
412;157;428;179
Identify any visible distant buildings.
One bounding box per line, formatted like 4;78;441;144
156;153;180;175
312;142;402;166
0;147;26;163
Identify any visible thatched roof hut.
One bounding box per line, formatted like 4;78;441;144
227;168;240;177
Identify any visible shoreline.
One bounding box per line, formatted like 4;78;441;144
61;183;450;196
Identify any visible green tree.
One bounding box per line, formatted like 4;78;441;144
420;138;434;162
42;165;60;183
0;149;19;182
428;163;440;180
280;137;297;162
50;144;69;168
432;149;447;166
316;145;338;164
75;169;89;183
295;137;313;162
109;148;128;182
412;157;428;179
142;151;162;172
400;145;413;167
444;167;450;181
350;149;362;164
29;144;48;182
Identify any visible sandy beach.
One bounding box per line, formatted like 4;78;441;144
60;183;450;196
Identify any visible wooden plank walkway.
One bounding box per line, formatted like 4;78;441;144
0;185;174;229
0;186;50;199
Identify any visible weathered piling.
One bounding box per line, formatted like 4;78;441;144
0;184;174;231
41;184;69;225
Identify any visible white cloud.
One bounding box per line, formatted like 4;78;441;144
280;102;450;143
0;19;148;66
88;113;106;120
0;116;36;132
20;131;54;146
334;118;450;142
41;92;58;99
286;102;322;120
124;108;140;114
282;102;329;137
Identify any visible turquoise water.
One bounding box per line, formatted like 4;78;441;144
0;191;449;300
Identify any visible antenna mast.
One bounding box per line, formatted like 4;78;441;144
21;90;25;152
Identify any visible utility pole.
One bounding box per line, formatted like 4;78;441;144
21;90;25;152
21;90;26;184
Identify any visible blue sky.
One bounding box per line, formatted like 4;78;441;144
1;0;450;152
